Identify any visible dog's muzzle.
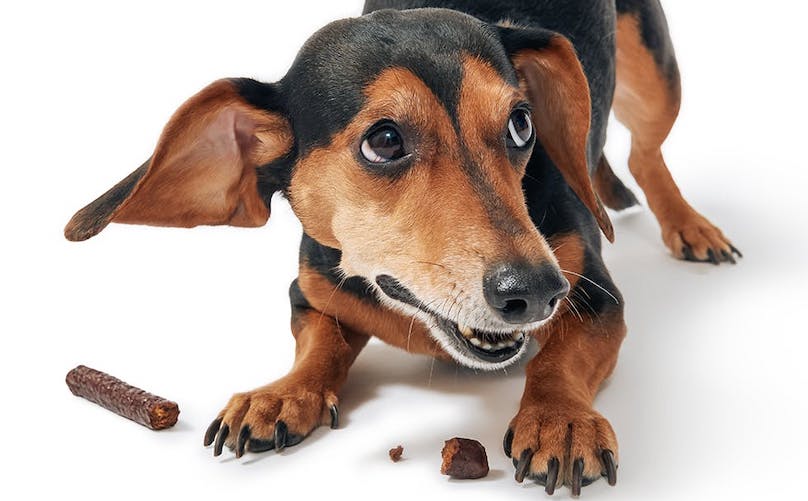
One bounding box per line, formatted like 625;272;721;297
375;274;528;364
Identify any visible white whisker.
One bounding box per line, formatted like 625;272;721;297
564;296;584;322
560;269;620;305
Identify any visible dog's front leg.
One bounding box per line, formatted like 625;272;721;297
505;308;626;495
204;284;369;457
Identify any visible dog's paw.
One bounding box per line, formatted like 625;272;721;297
203;377;339;457
503;400;618;496
661;209;741;265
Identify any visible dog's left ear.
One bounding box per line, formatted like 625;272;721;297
497;27;614;242
65;78;293;241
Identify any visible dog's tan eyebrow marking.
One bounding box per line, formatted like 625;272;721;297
457;55;534;238
288;65;460;248
357;66;461;156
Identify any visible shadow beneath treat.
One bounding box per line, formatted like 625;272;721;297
446;468;506;483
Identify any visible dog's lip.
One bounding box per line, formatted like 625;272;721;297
375;274;525;364
433;314;526;363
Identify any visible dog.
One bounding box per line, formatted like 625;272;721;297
64;0;740;495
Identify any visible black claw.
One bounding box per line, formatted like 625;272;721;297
503;428;514;458
514;449;533;483
544;457;560;495
721;250;737;265
707;249;720;265
601;449;617;486
204;417;222;447
274;421;288;452
213;424;229;457
571;458;584;497
247;437;275;453
236;425;250;458
329;404;339;430
682;245;697;261
730;244;743;258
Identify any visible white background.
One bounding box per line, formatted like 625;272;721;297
2;1;807;500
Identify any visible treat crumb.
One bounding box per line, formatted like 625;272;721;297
389;445;404;462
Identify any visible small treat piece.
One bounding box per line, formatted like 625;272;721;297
389;445;404;462
440;437;489;479
66;365;179;430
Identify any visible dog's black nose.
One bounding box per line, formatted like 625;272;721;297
483;262;570;324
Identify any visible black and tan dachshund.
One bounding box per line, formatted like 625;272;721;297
65;0;740;495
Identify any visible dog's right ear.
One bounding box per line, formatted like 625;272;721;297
64;79;294;241
496;26;614;242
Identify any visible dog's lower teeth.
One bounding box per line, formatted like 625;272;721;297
461;328;523;353
459;324;473;338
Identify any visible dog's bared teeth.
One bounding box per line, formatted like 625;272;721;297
459;324;474;339
461;328;524;353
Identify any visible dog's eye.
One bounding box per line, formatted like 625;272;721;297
361;123;406;163
506;109;533;148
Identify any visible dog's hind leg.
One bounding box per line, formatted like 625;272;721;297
613;0;740;264
594;154;639;211
203;280;369;457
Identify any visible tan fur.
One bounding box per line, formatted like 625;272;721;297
615;15;734;260
288;64;556;331
511;37;614;242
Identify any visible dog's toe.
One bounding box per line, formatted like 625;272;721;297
205;379;339;458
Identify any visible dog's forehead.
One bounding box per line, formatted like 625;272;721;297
281;8;517;150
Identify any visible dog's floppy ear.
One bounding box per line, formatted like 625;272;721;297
498;27;614;242
64;79;293;242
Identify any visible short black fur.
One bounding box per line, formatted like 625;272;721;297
279;8;517;154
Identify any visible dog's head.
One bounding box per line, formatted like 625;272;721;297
65;9;611;370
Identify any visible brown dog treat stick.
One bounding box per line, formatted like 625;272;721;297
440;437;489;479
66;365;179;430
